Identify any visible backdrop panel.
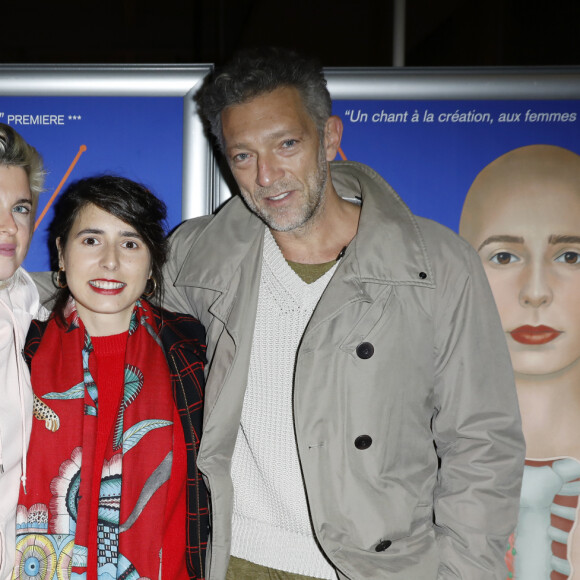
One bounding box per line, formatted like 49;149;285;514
0;64;213;271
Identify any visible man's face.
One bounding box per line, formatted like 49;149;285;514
460;157;580;379
221;86;329;232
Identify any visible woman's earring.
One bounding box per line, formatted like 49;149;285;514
56;267;67;289
143;277;157;298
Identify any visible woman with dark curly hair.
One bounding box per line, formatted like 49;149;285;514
13;176;208;580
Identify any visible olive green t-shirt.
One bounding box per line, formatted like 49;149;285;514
286;259;337;284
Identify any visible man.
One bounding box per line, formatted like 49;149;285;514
164;48;525;580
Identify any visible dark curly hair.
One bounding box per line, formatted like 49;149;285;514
48;175;168;325
195;47;332;151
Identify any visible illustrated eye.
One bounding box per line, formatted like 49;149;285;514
555;251;580;264
82;237;99;246
13;204;31;214
490;251;519;265
123;240;139;250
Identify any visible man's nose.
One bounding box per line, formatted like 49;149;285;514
256;154;283;188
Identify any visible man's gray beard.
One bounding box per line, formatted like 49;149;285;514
245;144;329;233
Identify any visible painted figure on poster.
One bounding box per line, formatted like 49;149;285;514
460;144;580;580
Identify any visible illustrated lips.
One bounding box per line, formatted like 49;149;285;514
510;325;561;345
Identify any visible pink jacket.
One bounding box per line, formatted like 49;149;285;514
0;268;43;579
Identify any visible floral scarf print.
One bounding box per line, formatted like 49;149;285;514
13;299;187;580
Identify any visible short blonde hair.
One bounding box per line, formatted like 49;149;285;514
0;123;45;205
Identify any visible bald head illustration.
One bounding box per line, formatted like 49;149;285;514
460;145;580;245
460;144;580;378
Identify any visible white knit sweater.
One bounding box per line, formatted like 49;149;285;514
230;229;338;579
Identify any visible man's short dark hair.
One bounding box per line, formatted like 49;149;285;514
195;47;332;150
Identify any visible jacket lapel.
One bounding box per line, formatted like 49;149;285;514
176;199;265;460
306;162;435;333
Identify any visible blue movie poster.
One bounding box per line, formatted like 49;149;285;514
337;96;580;580
334;99;580;231
0;96;184;271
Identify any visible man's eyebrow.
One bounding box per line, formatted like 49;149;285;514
549;234;580;245
14;198;32;205
477;235;524;252
228;129;303;151
267;129;299;140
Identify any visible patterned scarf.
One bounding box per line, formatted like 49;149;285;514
14;299;187;580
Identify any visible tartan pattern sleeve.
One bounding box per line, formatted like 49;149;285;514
155;307;209;580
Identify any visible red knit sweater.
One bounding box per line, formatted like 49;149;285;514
87;331;188;579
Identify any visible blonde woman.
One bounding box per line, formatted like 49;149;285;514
0;123;46;578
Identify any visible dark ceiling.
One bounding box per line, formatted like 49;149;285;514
3;0;579;67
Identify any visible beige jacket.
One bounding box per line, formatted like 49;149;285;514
165;161;525;580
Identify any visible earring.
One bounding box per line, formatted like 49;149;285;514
143;277;157;298
56;267;67;289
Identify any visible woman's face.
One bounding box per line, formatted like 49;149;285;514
0;166;33;282
58;203;152;336
463;176;580;379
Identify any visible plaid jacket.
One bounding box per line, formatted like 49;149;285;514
24;305;208;579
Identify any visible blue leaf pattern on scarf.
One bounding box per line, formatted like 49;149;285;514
112;365;144;450
43;381;84;400
121;420;172;453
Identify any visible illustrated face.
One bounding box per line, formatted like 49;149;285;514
0;165;33;282
461;171;580;378
58;204;152;336
221;86;330;232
